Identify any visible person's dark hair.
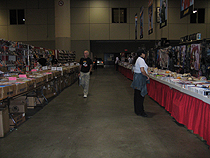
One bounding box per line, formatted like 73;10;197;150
132;49;145;65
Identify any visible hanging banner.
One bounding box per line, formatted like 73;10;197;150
148;0;153;35
180;0;194;18
135;13;137;40
140;6;144;39
160;0;167;28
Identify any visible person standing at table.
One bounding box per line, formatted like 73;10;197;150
38;55;47;66
115;56;120;71
79;50;93;98
131;49;150;117
51;55;58;66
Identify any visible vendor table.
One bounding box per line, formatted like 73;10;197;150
0;65;80;130
118;65;210;148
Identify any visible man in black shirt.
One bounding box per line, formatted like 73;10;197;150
79;50;93;98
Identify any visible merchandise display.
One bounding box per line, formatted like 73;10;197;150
0;39;76;73
118;63;210;148
0;39;79;136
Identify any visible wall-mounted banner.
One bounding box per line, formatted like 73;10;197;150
135;13;137;40
180;0;194;18
160;0;167;28
140;6;144;39
148;0;153;35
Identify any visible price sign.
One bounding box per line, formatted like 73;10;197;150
57;67;63;71
42;66;48;70
9;77;17;81
19;74;27;78
51;67;57;71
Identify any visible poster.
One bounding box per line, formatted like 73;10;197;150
160;48;169;69
174;46;180;66
180;45;186;68
148;0;153;35
190;44;200;70
156;49;161;68
160;0;167;28
140;7;144;39
180;0;194;18
185;44;191;72
135;13;137;40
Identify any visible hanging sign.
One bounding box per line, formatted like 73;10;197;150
140;6;144;39
148;0;153;35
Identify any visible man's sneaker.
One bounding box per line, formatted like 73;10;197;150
84;94;87;98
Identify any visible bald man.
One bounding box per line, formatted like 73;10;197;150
79;50;93;98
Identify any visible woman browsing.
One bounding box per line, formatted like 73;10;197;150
131;49;150;117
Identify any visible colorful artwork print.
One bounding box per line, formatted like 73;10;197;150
140;7;144;39
148;0;153;35
190;44;200;70
180;45;186;68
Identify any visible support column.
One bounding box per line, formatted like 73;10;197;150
55;0;71;50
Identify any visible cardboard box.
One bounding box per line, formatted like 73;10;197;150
47;73;54;81
41;75;47;83
27;97;44;109
15;82;27;95
36;97;44;105
10;97;27;113
0;86;9;100
9;113;25;128
26;80;35;91
7;84;16;97
54;71;61;78
35;77;43;87
60;79;66;90
27;97;36;107
0;107;10;137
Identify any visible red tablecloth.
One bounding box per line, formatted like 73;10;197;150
119;65;210;147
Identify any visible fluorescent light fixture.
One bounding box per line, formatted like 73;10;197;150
193;10;197;13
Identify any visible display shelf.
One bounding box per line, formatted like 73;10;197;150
58;50;76;64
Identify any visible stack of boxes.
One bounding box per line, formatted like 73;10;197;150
0;106;9;137
0;65;79;137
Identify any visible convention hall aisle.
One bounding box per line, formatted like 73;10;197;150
0;68;210;158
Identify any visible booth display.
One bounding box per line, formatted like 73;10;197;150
0;39;79;136
117;38;210;149
118;62;210;148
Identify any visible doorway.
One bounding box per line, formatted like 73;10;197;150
104;53;120;67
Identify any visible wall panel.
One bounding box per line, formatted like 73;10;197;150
28;25;48;41
90;24;109;40
8;25;27;41
0;26;8;40
26;9;48;25
90;8;110;23
71;8;90;24
71;24;90;40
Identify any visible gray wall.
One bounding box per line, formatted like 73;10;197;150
0;0;210;61
0;0;55;49
70;0;210;60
